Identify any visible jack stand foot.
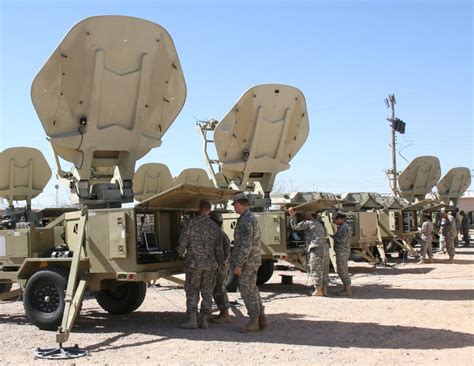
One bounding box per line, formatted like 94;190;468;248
34;344;87;360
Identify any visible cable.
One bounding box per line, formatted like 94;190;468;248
76;125;85;170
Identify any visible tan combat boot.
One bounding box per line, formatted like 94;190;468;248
416;258;426;264
337;286;352;297
181;312;198;329
240;316;261;332
322;287;328;296
311;288;324;297
212;309;231;324
259;307;268;330
448;257;455;264
426;258;433;264
200;314;209;329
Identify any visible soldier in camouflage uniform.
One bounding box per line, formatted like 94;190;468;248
231;193;267;332
332;213;353;296
440;209;455;263
460;210;471;247
177;200;225;329
418;214;434;264
449;211;460;248
288;207;329;297
209;211;232;324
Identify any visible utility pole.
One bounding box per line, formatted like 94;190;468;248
385;94;407;195
388;94;397;195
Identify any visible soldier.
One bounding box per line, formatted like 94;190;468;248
288;207;329;297
439;209;455;264
332;213;353;296
231;193;267;332
449;211;460;248
418;214;434;264
209;211;232;324
177;200;224;329
460;210;471;247
438;209;447;254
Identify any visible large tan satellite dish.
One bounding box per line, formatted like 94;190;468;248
0;147;52;207
437;167;471;205
398;156;441;202
31;16;186;204
133;163;174;202
173;168;213;187
213;84;309;193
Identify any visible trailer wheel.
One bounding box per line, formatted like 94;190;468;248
95;282;146;314
349;251;366;262
23;266;69;330
0;283;13;293
257;260;275;285
385;240;400;253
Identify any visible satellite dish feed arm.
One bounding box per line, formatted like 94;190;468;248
49;141;73;180
196;119;227;188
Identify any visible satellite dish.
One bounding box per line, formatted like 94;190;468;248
31;16;186;205
437;167;471;205
398;156;441;202
213;84;309;193
133;163;174;202
173;168;213;187
0;147;52;207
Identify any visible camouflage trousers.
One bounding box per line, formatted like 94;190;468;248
419;237;433;259
462;228;470;246
308;245;329;288
439;236;455;258
446;237;455;258
335;245;351;286
184;268;216;315
213;263;230;311
239;264;263;317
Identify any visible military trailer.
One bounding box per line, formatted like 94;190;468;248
338;192;387;263
377;156;442;257
197;84;311;284
270;191;342;271
0;16;239;358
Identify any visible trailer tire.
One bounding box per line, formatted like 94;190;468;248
0;283;13;293
349;251;366;262
95;282;147;314
257;260;275;285
23;266;69;330
385;240;400;253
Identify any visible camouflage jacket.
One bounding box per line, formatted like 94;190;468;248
176;215;225;270
231;209;262;268
461;215;470;230
420;220;434;240
290;216;326;251
333;222;352;250
440;217;452;239
221;231;231;264
448;215;459;235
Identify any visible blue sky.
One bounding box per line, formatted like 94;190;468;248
0;0;472;206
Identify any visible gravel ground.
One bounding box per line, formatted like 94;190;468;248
0;247;473;365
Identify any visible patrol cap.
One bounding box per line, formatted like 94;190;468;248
333;213;346;221
232;192;249;205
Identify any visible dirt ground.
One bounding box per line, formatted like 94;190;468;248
1;247;473;365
